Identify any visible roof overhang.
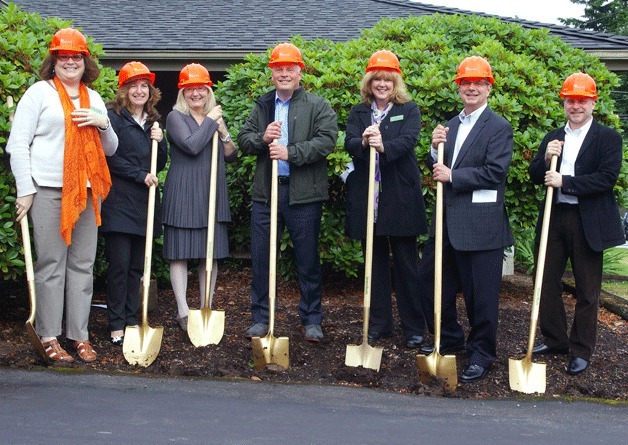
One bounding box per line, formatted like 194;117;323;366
587;50;628;71
101;50;260;72
101;49;628;73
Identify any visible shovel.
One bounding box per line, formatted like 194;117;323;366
417;142;457;390
509;155;558;394
251;154;289;369
20;216;52;365
188;133;225;346
8;95;49;364
345;145;383;371
123;122;164;367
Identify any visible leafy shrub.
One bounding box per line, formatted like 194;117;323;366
218;13;625;277
0;3;117;281
2;9;626;282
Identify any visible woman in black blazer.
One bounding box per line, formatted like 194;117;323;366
344;50;427;348
101;62;168;346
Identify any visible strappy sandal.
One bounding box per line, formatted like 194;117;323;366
42;339;74;363
74;340;97;362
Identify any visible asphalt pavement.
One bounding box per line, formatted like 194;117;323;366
1;368;626;444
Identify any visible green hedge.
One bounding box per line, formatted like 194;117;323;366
0;3;118;280
1;6;625;283
218;14;626;277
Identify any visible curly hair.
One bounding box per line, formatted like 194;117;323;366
108;80;162;124
360;70;411;106
39;52;100;85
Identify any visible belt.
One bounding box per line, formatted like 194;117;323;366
278;176;290;185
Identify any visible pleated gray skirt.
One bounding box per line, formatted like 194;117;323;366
162;223;230;260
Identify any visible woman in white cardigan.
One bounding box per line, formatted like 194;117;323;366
7;28;118;363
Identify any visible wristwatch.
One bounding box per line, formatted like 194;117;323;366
220;133;232;143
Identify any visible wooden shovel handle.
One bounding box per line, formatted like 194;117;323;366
361;145;377;343
204;133;219;308
433;143;445;353
141;122;160;325
268;142;279;335
525;155;558;358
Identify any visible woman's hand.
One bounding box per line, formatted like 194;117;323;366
144;173;159;188
151;125;163;142
72;108;109;129
207;105;222;122
362;124;380;148
15;194;34;222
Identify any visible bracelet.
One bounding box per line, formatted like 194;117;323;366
98;118;110;131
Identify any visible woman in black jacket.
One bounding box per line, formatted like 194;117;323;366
344;50;427;348
101;62;167;346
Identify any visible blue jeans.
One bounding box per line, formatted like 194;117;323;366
250;184;323;326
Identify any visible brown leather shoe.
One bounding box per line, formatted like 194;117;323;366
74;340;97;362
42;339;74;362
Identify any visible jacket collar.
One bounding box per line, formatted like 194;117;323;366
447;107;492;168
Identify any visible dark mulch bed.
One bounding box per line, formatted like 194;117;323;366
1;262;626;401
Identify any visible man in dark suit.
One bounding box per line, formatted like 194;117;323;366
418;56;514;383
528;72;624;376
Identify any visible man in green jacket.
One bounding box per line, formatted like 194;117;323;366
237;43;338;342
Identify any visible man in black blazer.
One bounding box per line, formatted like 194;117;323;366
418;56;514;383
528;73;624;376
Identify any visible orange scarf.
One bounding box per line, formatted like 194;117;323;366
54;77;111;245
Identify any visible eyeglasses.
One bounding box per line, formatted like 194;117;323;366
459;79;490;87
271;66;299;74
184;86;209;94
57;54;84;62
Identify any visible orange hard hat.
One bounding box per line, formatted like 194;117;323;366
268;43;305;69
455;56;494;84
559;72;598;99
49;28;89;55
118;61;155;88
178;63;212;89
366;50;401;74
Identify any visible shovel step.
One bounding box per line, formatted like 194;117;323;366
345;342;383;372
123;325;164;367
417;352;458;391
508;357;546;394
187;309;225;347
251;335;290;370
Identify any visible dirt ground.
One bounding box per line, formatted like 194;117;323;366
1;262;626;401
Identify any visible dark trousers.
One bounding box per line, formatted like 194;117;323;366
538;204;602;360
417;234;464;348
250;183;323;326
104;232;143;331
366;235;425;338
455;246;503;367
418;227;503;367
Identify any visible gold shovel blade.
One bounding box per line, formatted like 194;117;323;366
251;334;290;370
187;308;225;347
25;321;52;365
123;325;164;367
417;352;458;391
345;342;383;372
508;356;546;394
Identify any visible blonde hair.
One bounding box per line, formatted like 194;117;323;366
173;85;216;115
360;70;411;105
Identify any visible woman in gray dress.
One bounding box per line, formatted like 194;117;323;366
162;63;237;330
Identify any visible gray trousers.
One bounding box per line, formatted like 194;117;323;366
29;186;98;341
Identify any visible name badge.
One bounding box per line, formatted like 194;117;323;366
390;115;404;122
